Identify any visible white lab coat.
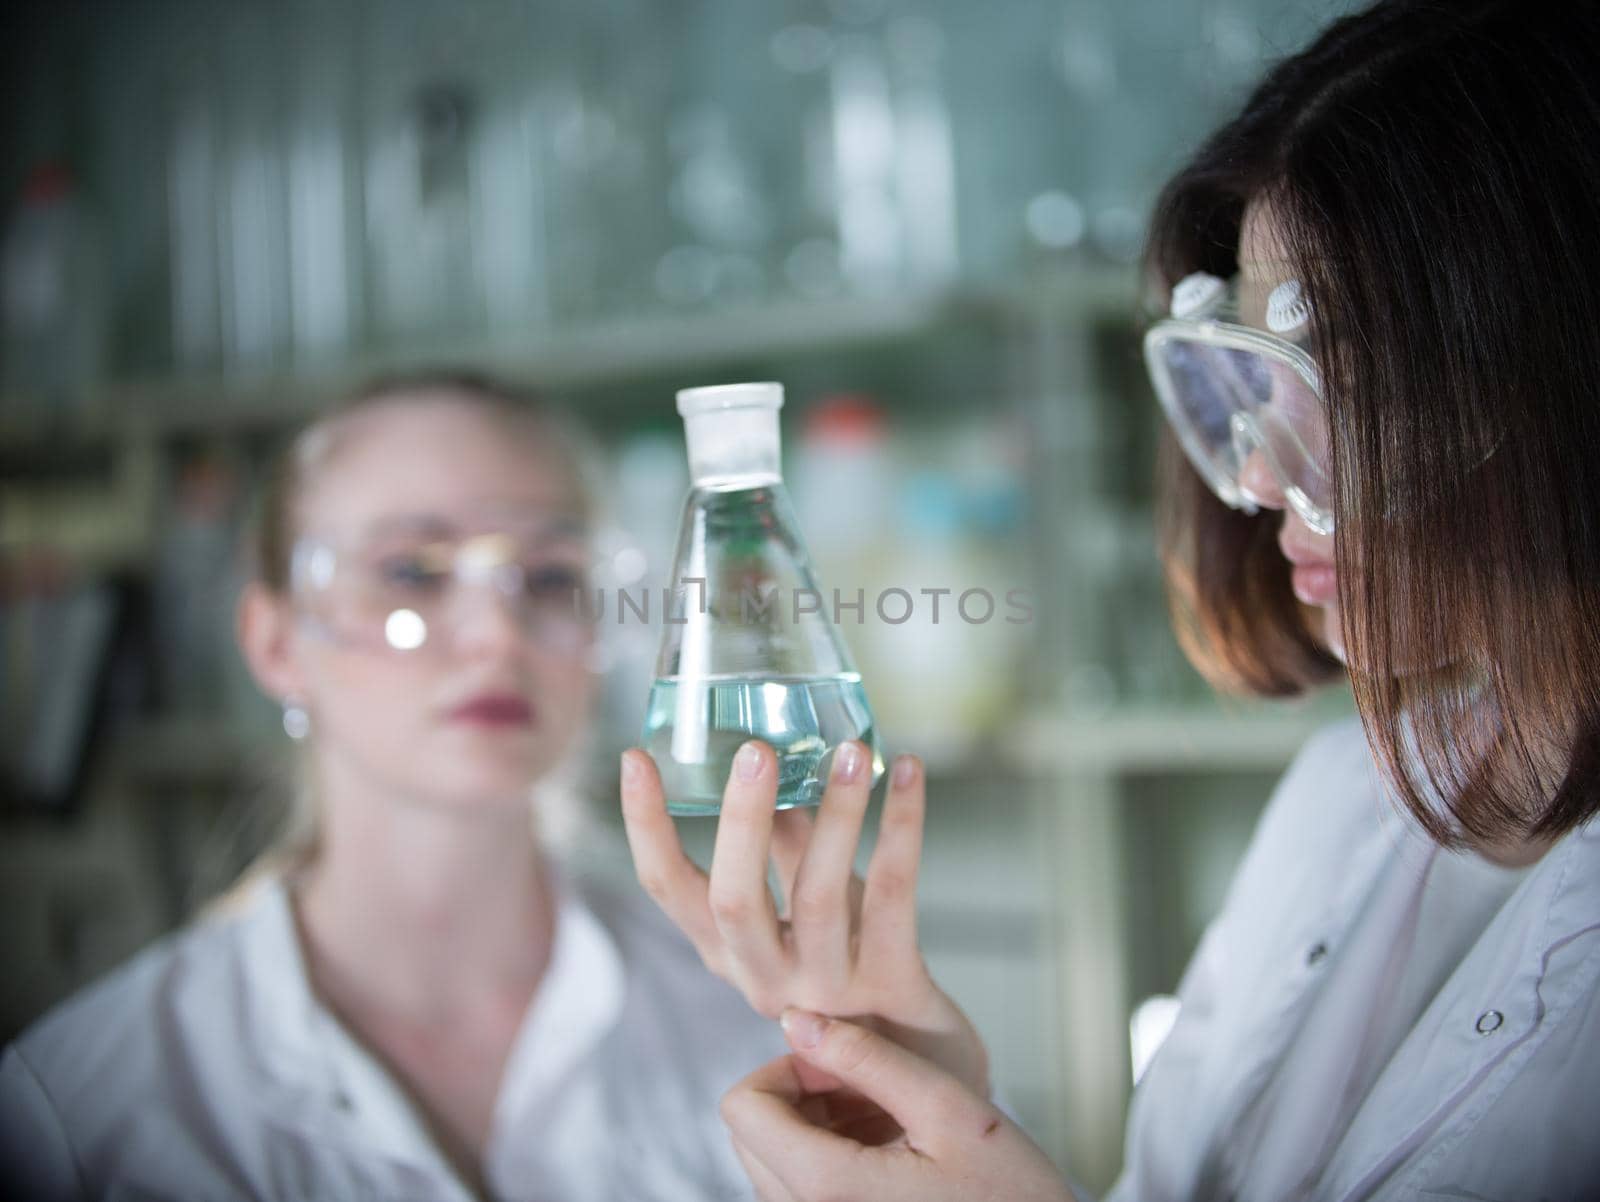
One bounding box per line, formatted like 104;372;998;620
1110;715;1600;1201
0;868;785;1202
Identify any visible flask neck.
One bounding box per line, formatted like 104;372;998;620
684;407;783;487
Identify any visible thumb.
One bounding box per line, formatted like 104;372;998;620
779;1009;992;1147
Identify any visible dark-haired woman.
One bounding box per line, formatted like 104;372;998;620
620;2;1600;1198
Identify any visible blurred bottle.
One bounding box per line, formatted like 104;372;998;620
1;165;109;412
767;6;957;301
788;393;893;739
867;470;984;766
152;446;243;714
788;392;893;580
598;427;690;741
365;77;485;342
286;0;361;363
866;420;1030;767
952;415;1032;720
658;102;772;309
884;15;958;289
218;4;293;373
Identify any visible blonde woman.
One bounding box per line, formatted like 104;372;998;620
0;374;785;1201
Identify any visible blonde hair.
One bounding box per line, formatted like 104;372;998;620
212;371;600;910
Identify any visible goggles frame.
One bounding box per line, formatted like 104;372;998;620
1143;272;1335;536
288;517;596;657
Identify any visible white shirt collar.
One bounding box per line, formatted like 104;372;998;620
486;868;626;1152
233;868;627;1180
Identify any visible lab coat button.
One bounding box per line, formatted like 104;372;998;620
1475;1009;1504;1034
1306;941;1328;966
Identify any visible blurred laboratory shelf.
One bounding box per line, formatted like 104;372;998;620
109;715;270;789
1007;693;1356;774
0;266;1136;450
0;417;120;477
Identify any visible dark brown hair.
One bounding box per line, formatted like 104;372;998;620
1145;0;1600;845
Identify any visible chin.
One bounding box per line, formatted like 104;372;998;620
415;748;541;811
1319;604;1348;665
428;773;540;818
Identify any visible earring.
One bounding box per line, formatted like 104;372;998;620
282;700;311;741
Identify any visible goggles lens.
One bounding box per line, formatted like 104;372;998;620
293;517;595;655
1144;273;1335;535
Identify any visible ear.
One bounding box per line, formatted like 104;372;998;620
236;582;304;704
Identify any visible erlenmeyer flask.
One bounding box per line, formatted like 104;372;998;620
643;382;885;815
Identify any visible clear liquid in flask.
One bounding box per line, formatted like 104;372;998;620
643;671;882;815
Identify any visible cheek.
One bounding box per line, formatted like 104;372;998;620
532;656;597;740
300;645;596;802
303;650;441;766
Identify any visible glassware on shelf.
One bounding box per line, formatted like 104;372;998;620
1;165;108;410
165;12;224;374
883;14;959;288
217;3;293;373
658;102;772;309
360;0;495;343
596;428;691;752
775;8;958;298
537;0;672;322
285;0;360;363
363;76;485;342
152;445;245;713
642;382;884;816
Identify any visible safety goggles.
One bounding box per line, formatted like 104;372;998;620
1143;271;1334;535
290;509;594;656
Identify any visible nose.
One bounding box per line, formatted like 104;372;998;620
1236;445;1287;511
450;581;530;658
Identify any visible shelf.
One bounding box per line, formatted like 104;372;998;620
0;268;1138;448
110;717;271;789
0;429;119;478
1005;696;1356;775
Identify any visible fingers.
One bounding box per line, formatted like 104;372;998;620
619;750;720;959
728;1132;798;1202
778;1009;991;1151
791;1053;844;1096
859;755;926;972
787;741;874;988
708;740;788;1004
770;807;814;913
720;1055;874;1197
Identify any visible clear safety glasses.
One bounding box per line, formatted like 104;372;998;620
1143;271;1335;535
290;511;594;656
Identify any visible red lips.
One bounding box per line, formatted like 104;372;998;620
449;694;535;727
1290;562;1338;606
1278;528;1338;607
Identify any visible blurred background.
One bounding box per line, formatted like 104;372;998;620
0;0;1360;1191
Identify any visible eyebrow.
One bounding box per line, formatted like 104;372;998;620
359;513;589;543
363;515;459;540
